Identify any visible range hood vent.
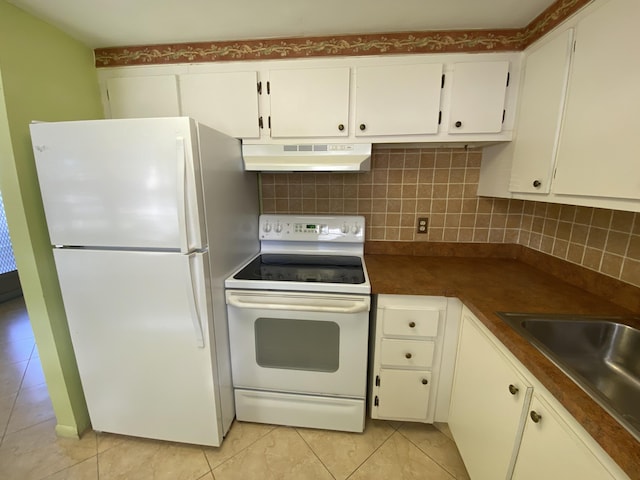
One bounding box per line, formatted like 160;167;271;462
242;143;371;172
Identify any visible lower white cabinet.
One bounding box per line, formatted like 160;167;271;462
369;295;456;423
450;306;628;480
449;307;532;479
376;369;431;420
513;394;617;480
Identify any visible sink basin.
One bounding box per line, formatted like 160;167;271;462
497;312;640;441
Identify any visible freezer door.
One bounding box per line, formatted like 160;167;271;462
31;118;206;251
53;248;224;446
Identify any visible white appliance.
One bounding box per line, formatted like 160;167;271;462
241;143;372;172
30;117;259;446
225;215;371;432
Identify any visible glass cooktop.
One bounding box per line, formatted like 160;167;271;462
233;254;365;284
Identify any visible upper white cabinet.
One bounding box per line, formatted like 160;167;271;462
553;0;640;201
98;52;519;145
479;0;640;211
179;71;260;139
268;67;350;138
448;61;510;134
106;75;180;119
354;63;443;136
509;30;574;194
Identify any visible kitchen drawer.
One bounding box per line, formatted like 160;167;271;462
381;307;440;337
380;338;435;368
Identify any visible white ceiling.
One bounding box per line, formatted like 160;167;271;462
8;0;558;49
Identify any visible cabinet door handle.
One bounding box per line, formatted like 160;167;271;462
405;352;412;359
408;321;416;328
532;180;542;188
530;411;542;423
508;384;519;395
359;123;366;131
422;378;429;385
338;123;345;131
454;121;462;128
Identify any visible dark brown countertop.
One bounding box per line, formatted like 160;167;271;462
364;249;640;479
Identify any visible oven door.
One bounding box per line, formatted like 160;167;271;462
225;289;370;398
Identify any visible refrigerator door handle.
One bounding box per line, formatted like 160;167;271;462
176;137;190;254
185;253;205;348
177;136;204;254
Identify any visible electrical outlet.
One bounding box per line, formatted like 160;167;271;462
417;217;428;234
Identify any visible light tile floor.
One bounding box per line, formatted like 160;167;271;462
0;296;469;479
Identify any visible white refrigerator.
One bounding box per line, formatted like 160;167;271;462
30;117;259;446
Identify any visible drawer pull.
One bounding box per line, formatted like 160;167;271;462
422;378;428;385
405;353;412;359
508;384;519;395
408;321;416;328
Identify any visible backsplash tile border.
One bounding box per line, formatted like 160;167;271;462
94;0;591;66
261;145;640;289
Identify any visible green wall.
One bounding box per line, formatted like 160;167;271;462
0;0;103;437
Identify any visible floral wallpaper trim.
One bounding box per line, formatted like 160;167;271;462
94;0;592;67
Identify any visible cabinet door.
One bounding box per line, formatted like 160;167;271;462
376;369;431;420
448;61;510;134
509;30;574;194
553;0;640;200
179;72;260;138
106;76;180;119
512;394;616;480
354;63;442;136
268;67;350;138
449;310;532;480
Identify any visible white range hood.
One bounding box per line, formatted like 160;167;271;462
241;143;371;172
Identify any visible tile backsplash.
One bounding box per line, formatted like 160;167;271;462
260;146;640;288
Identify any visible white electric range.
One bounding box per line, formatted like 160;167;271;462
225;215;371;432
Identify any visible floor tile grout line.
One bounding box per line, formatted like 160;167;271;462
95;431;100;480
293;427;337;480
343;427;398;480
39;453;99;480
0;364;28;443
207;422;279;474
396;427;461;479
2;414;58;441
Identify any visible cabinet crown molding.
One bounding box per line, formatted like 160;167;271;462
94;0;591;67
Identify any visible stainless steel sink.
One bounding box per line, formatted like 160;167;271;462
497;312;640;441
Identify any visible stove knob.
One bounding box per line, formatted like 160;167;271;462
263;222;272;233
351;223;361;234
341;223;349;234
275;223;283;233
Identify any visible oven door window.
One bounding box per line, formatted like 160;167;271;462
255;318;339;372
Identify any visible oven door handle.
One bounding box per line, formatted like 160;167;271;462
226;293;370;313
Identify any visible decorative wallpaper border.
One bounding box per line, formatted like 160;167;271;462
94;0;592;67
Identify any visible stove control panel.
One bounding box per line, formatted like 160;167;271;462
259;215;365;242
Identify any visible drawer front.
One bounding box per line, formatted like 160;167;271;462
380;339;435;368
381;307;440;337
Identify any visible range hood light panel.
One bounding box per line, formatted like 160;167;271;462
241;144;372;172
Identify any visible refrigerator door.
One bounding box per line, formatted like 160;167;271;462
30;118;206;251
53;248;224;446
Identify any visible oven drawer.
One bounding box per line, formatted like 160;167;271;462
381;307;440;338
379;338;435;368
